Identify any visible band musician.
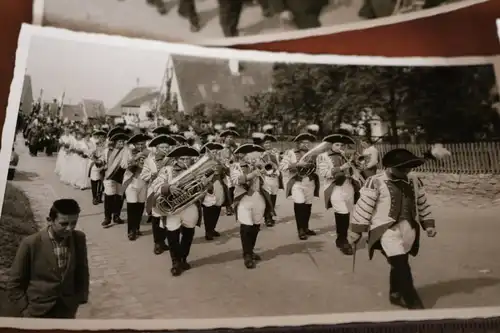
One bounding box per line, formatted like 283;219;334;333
88;130;106;205
102;129;130;227
122;133;150;241
153;146;204;276
360;137;380;179
219;126;240;216
317;134;361;256
231;143;275;269
279;125;320;240
348;148;437;310
141;134;178;255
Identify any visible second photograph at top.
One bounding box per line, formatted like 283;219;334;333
39;0;481;44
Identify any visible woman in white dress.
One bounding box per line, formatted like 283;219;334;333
55;128;69;177
74;133;92;190
61;130;77;185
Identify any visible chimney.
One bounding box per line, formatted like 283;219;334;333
229;59;240;76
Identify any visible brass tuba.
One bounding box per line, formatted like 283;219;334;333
296;141;331;177
155;154;222;216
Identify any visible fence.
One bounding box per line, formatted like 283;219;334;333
271;141;500;174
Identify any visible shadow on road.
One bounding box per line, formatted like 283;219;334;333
189;240;324;268
198;7;219;28
418;277;500;308
12;171;39;182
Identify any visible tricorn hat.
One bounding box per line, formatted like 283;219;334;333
92;130;107;137
167;145;200;158
234;143;266;155
109;133;130;142
252;132;265;145
107;126;126;139
382;148;425;169
219;129;240;138
263;134;277;142
152;126;171;135
262;124;274;135
127;133;150;145
200;142;224;154
293;133;316;143
170;134;187;144
148;134;177;148
322;134;355;145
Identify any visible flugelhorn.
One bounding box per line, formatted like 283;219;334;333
296;141;331;177
339;149;366;186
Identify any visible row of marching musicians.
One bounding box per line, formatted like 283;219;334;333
79;122;444;310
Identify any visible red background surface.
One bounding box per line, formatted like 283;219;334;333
2;0;500;149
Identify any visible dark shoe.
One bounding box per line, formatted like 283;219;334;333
213;230;221;237
339;243;354;256
146;215;153;223
205;233;214;241
156;2;168;15
389;293;407;308
170;264;183;277
92;198;99;205
113;216;125;224
226;207;234;216
128;232;137;241
407;295;425;310
136;230;143;236
101;219;112;227
161;243;170;251
265;220;274;227
306;229;316;236
252;253;261;261
244;255;256;269
190;22;201;32
154;243;165;255
98;198;103;204
180;258;191;271
298;229;308;240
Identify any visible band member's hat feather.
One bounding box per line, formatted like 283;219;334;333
167;145;200;158
171;134;187;144
200;142;225;154
252;132;265;145
184;131;196;139
92;130;107;137
293;133;316;142
306;124;320;135
206;134;216;142
262;124;274;134
219;129;240;138
109;133;130;142
382;148;425;169
225;122;236;129
127;133;150;145
169;124;179;133
263;134;277;142
107;127;126;139
423;143;452;161
148;134;177;147
214;124;223;132
323;134;355;145
234;143;266;155
152;126;171;135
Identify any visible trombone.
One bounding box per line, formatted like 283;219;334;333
339;149;367;186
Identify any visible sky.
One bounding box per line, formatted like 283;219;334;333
25;35;169;108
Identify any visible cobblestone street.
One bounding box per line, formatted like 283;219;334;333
43;0;365;42
7;140;500;319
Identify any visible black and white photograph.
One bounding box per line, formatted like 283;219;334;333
36;0;482;45
0;24;500;329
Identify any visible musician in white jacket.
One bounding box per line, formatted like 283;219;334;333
230;143;273;269
151;146;204;277
141;134;178;255
88;130;106;205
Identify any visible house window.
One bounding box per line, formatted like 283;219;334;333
198;84;207;98
212;83;220;93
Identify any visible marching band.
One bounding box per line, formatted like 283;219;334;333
50;119;448;309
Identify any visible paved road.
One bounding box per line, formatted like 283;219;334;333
42;0;365;42
7;139;500;319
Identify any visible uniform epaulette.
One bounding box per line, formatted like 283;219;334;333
364;173;382;190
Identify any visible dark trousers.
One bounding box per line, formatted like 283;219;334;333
178;0;200;25
151;216;167;246
240;224;260;257
202;205;222;235
386;253;424;308
28;144;38;156
293;203;312;232
90;180;103;201
166;226;195;264
334;212;350;245
264;194;277;223
24;301;78;319
217;0;244;37
283;0;328;29
103;194;123;221
127;202;145;234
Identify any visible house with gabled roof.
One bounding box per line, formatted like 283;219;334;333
107;87;159;120
61;104;85;122
165;55;273;114
80;99;106;120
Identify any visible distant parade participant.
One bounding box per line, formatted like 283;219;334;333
55;128;71;177
88;130;107;205
230;143;274;269
102;130;129;227
348;148;437;310
217;0;244;37
279;125;320;240
27;122;43;156
200;142;229;240
122;133;150;241
178;0;201;32
317;133;360;256
219;124;240;216
60;129;76;185
73;132;92;190
360;137;380;179
152;145;204;276
141;134;178;255
260;124;283;227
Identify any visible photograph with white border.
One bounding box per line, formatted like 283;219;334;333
34;0;485;46
0;24;500;328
